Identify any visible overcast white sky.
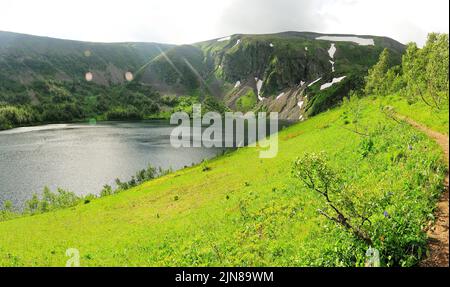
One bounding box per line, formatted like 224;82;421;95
0;0;448;46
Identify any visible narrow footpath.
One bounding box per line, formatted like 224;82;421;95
402;117;449;267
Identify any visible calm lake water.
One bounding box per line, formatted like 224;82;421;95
0;121;228;208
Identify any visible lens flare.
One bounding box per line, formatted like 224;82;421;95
125;72;134;81
85;72;93;82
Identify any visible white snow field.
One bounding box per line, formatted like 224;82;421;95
316;36;375;46
320;76;347;90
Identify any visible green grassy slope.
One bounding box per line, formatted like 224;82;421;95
0;97;446;267
383;95;449;135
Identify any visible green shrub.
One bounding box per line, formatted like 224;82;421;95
291;116;447;267
25;187;82;215
105;106;143;121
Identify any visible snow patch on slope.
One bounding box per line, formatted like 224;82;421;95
308;77;322;87
255;78;264;101
320;76;347;90
317;36;375;46
328;43;337;59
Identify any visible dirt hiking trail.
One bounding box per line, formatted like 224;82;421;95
402;117;449;267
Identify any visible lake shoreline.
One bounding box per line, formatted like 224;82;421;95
0;121;227;207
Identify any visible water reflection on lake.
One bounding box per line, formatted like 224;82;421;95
0;121;226;207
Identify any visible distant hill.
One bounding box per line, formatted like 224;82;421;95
0;31;174;85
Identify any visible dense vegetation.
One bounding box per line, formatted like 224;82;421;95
0;78;229;129
235;90;257;111
0;104;37;130
365;33;449;111
0;80;160;129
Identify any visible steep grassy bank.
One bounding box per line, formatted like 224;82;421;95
0;96;446;267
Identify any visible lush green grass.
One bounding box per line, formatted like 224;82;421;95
0;97;446;267
382;94;449;135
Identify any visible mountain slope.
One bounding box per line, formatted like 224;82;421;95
0;96;445;267
0;31;173;85
140;32;405;119
0;31;176;128
1;31;404;127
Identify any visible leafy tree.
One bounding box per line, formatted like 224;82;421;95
419;33;449;108
401;33;448;108
25;187;81;214
100;185;114;197
365;49;392;96
366;33;449;110
341;91;367;136
401;42;423;103
0;105;37;129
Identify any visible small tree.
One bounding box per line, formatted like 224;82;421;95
365;49;392;96
402;33;449;109
292;152;372;244
422;33;449;108
341;91;368;136
100;185;114;197
2;200;13;212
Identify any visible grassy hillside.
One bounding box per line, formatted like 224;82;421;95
382;95;449;135
0;96;446;267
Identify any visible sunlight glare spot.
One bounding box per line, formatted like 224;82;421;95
125;72;134;81
85;72;93;82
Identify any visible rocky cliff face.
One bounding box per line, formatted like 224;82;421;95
219;33;402;119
